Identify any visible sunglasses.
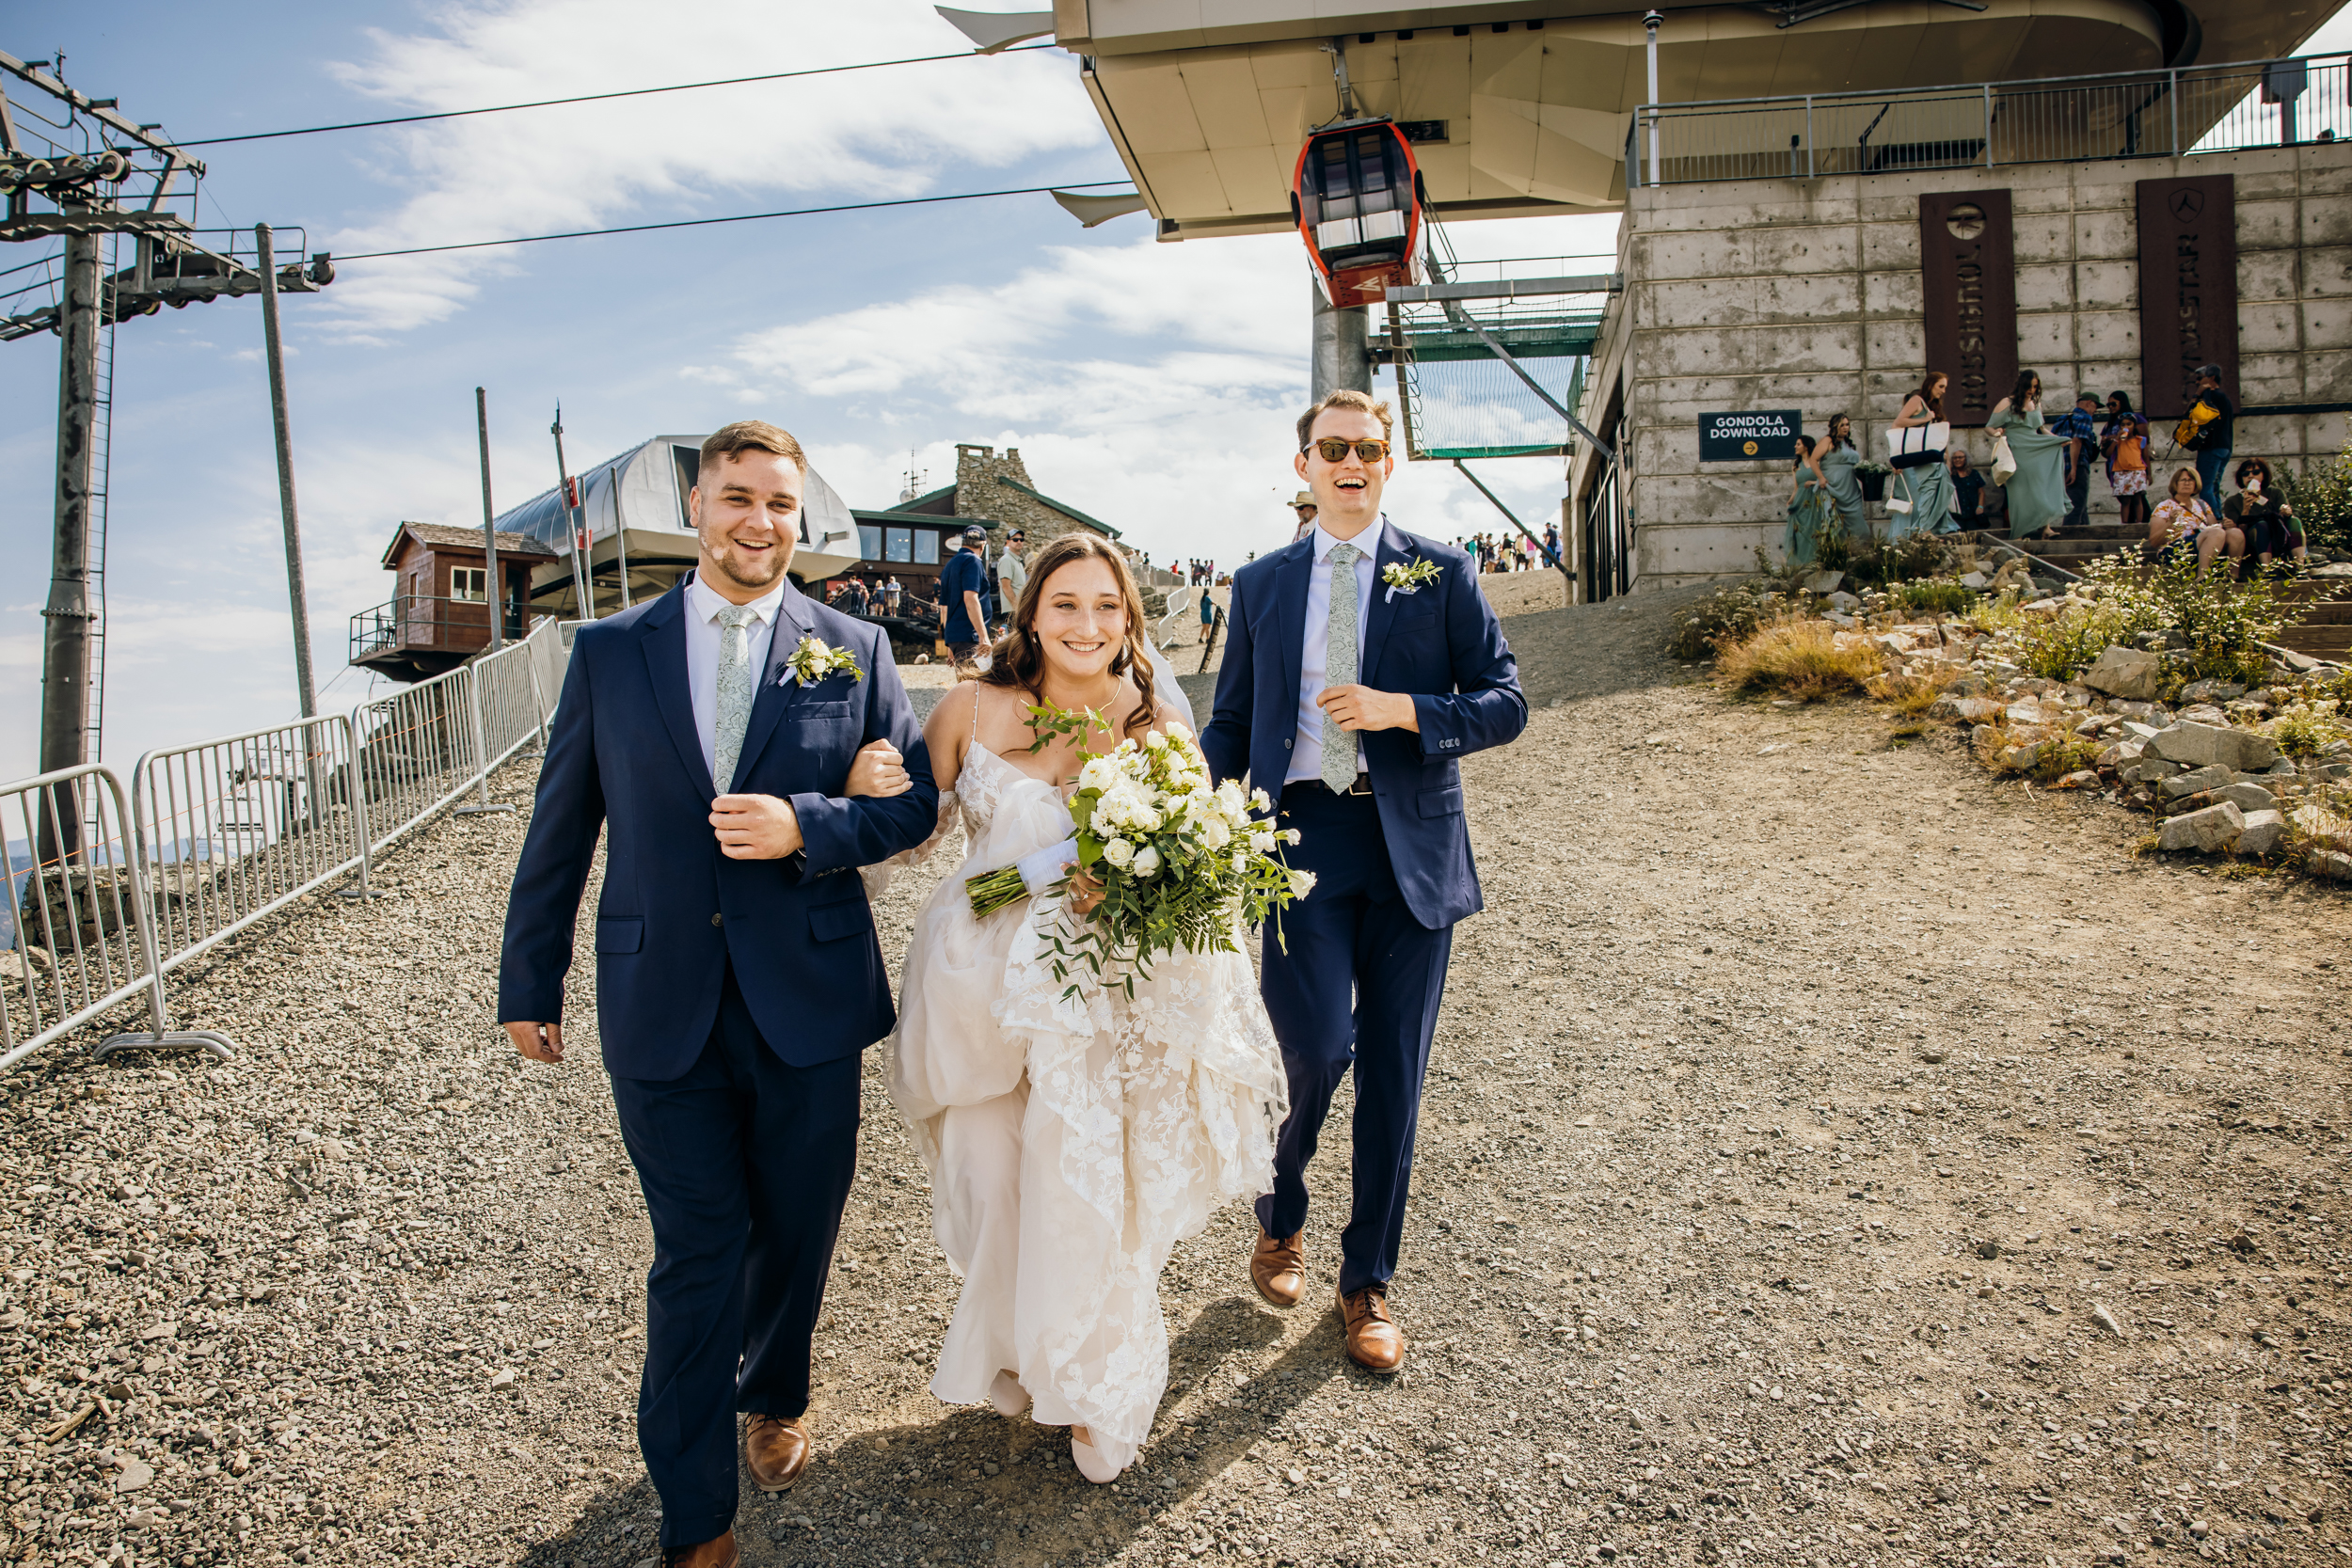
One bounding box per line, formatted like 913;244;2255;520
1303;437;1391;463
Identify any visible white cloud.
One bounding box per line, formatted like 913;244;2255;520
310;0;1105;337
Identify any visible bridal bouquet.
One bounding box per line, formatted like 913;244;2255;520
966;711;1313;996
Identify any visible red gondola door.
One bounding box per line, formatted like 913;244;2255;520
1292;119;1422;309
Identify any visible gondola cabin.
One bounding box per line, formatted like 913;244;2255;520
1292;119;1422;309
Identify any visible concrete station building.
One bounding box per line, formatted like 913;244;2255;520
1012;0;2344;598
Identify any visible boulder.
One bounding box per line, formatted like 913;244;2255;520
2158;801;2245;853
2094;739;2145;768
2311;849;2352;882
2080;644;2162;702
2122;756;2185;784
1933;696;2007;723
2145;721;2281;772
2159;765;2234;800
2051;769;2102;790
2215;782;2278;814
2236;810;2285;856
2178;679;2248;705
1959;571;1991;590
2292;804;2352;854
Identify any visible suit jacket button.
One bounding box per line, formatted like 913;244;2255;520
1284;738;1292;748
711;912;723;927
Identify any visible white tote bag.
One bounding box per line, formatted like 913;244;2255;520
1990;433;2017;485
1883;420;1951;470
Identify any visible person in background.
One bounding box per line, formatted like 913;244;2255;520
1988;370;2070;540
1199;578;1217;643
1947;447;1987;529
2054;392;2101;531
883;576;903;616
2224;457;2306;575
2103;392;2151;538
1293;490;1319;544
1543;522;1560;566
939;525;992;664
2186;365;2236;507
1888;371;1954;538
1786;432;1834;564
1809;414;1869;547
2147;467;2225;572
994;530;1027;638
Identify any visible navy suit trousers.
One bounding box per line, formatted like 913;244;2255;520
611;963;860;1549
1255;783;1453;1297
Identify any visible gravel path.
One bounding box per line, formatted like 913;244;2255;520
3;586;2348;1568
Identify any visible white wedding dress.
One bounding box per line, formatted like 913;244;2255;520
886;734;1286;1476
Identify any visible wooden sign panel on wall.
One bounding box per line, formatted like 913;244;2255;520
2137;174;2238;420
1918;190;2017;430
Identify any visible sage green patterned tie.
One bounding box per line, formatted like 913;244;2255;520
712;605;757;793
1322;542;1361;792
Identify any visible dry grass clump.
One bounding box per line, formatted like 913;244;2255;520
1716;616;1884;702
1866;665;1962;717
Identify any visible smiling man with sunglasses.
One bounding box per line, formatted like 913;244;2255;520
1202;388;1526;1376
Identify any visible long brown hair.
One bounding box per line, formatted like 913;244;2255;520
1912;371;1947;420
2010;369;2041;409
977;532;1159;736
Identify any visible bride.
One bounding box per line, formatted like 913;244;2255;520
884;533;1286;1483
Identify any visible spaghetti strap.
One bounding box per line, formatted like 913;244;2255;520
970;683;983;742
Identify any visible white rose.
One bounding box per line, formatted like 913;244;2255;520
1200;817;1232;850
1131;846;1161;879
1077;754;1120;793
1145;730;1168;752
1287;868;1317;899
1163;720;1194;742
1102;836;1135;868
1216;780;1248;816
1283;827;1301;845
1249;787;1273;814
1249;831;1275;854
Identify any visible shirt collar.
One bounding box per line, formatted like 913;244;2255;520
685;570;787;626
1311;518;1382;564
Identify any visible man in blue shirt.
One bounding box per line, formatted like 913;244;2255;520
2055;393;2100;531
939;524;991;665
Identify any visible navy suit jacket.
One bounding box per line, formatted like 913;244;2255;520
1200;518;1524;930
497;577;938;1079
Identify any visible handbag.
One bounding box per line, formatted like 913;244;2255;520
1990;433;2017;485
1886;470;1914;515
1883;420;1950;470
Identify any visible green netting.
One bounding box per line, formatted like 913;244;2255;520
1391;295;1603;461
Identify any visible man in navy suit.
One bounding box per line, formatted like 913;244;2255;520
499;422;936;1568
1201;388;1524;1373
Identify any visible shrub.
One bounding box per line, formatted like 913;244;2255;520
1715;616;1883;701
1667;583;1788;660
1963;589;2025;636
2031;736;2103;783
1847;532;1954;590
2269;703;2347;757
1892;578;1977;617
2013;589;2167;681
1866;667;1960;716
2280;443;2352;552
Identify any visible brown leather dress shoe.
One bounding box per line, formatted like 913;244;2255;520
1250;1230;1306;1308
660;1530;739;1568
745;1414;810;1493
1339;1286;1405;1373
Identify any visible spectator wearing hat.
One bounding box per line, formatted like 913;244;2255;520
941;525;993;664
2053;392;2101;531
1292;490;1318;545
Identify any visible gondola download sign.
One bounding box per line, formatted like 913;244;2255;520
1697;410;1802;463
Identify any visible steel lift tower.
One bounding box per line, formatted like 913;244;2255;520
0;50;331;854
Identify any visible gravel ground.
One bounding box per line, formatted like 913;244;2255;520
3;585;2349;1568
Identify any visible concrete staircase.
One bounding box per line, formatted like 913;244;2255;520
1955;524;2352;665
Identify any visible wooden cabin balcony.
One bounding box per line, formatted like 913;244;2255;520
349;594;548;683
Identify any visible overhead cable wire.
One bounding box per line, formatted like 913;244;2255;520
333;180;1134;261
175;44;1058;148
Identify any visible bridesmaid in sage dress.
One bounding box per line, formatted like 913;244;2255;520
1887;372;1957;538
1987;369;2070;539
1813;416;1869;548
1785;435;1833;564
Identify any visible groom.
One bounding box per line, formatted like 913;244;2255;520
499;421;936;1567
1201;388;1524;1373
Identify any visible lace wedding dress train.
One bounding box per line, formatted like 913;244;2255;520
887;739;1286;1476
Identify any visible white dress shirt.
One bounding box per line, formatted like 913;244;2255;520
683;570;788;786
1284;519;1379;785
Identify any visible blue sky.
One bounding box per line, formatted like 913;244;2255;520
0;1;1621;780
7;2;2344;780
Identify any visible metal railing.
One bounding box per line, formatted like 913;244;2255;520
1628;55;2349;189
3;765;233;1074
2;618;572;1074
349;594;545;663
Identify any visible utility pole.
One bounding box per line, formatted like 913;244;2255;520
551;404;590;618
1644;10;1664;187
476;387;501;654
4;48;332;786
256;224;315;718
35;231;99;860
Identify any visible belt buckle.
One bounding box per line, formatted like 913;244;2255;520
1345;774;1373;797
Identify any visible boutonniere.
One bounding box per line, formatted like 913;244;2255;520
1381;558;1441;601
783;635;862;688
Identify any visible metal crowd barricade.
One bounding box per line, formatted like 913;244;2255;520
1;618;570;1073
123;712;373;1003
1;764;233;1074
